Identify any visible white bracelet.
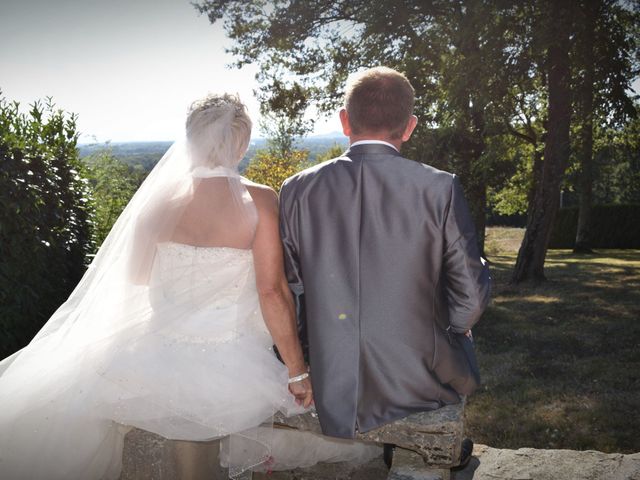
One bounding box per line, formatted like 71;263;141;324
288;372;309;384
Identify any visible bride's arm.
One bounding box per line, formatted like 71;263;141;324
249;184;313;407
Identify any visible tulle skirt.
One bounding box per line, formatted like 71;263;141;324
0;302;380;479
0;300;296;478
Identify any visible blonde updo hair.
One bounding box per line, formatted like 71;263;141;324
185;93;252;169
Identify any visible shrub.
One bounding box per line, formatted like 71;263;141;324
0;95;93;357
549;204;640;249
84;148;145;248
243;149;310;191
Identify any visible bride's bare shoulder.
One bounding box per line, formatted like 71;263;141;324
241;176;273;191
241;177;278;211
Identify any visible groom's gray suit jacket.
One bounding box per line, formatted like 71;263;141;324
279;143;491;438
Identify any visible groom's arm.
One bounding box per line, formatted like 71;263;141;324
279;180;309;361
442;175;491;334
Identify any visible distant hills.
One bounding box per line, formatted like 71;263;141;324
78;134;348;172
78;141;173;171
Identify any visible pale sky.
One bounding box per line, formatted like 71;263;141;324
0;0;342;143
1;1;638;143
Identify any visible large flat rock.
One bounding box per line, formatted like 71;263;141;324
388;447;451;480
258;445;640;480
120;403;465;478
119;429;225;480
273;402;465;468
454;444;640;480
120;430;640;480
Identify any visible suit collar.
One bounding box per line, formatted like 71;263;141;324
345;143;403;158
350;139;399;151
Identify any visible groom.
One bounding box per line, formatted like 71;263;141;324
279;67;490;439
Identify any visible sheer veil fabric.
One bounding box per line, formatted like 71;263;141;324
0;97;301;479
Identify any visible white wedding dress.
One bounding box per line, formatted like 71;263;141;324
0;98;380;479
102;242;297;440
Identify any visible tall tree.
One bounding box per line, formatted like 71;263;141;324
572;0;639;252
197;0;638;275
420;0;513;254
592;115;640;204
573;0;598;253
512;1;573;283
194;0;517;253
258;78;313;157
491;0;638;251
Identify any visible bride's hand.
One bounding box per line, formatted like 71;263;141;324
288;376;314;408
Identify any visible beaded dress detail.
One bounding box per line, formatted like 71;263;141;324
99;242;298;442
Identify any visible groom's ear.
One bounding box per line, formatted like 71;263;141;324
401;115;418;142
339;108;353;137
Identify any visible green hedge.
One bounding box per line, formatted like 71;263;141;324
1;96;94;358
549;204;640;249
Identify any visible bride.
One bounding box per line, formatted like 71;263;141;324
0;94;380;479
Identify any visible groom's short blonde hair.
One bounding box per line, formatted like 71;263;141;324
344;67;415;139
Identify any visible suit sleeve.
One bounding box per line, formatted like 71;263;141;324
442;175;491;333
279;180;304;296
279;179;308;359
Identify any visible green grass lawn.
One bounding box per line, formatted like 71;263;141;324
465;227;640;453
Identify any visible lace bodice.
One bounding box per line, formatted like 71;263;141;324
147;242;267;345
150;242;256;308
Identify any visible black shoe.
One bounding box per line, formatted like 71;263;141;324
451;438;473;471
383;443;395;469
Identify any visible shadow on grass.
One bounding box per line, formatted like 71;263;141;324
466;247;640;453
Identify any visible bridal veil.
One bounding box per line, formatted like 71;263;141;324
0;94;289;478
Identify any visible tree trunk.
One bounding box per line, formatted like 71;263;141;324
451;145;486;256
472;182;487;256
512;1;572;283
455;5;488;257
467;155;487;257
469;93;487;257
574;0;597;253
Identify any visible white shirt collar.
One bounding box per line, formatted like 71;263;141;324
350;139;399;152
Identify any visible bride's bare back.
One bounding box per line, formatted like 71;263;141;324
170;177;257;249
